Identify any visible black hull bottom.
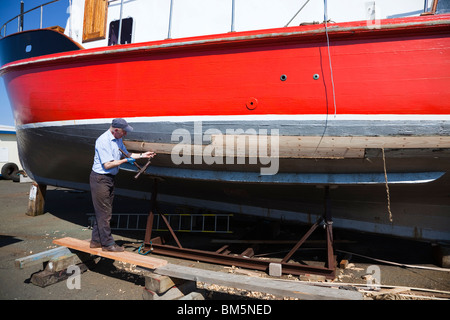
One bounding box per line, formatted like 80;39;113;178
15;123;450;241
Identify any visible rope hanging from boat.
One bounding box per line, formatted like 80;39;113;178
382;148;394;223
312;0;337;158
324;0;337;117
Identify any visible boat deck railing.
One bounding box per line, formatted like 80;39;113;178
0;0;237;42
0;0;61;39
0;0;444;40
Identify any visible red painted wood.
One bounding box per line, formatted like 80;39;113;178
2;15;450;125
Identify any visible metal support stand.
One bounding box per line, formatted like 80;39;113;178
139;182;336;279
142;179;182;250
282;186;335;271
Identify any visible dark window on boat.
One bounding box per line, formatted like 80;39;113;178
436;0;450;14
108;17;133;46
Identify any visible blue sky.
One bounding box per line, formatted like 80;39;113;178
0;0;69;126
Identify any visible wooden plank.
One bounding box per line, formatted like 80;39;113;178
52;237;167;269
125;135;450;160
15;246;72;269
154;263;363;300
45;252;92;273
26;183;47;216
124;141;365;159
214;135;450;149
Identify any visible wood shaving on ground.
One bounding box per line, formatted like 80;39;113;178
114;260;143;274
197;282;298;300
224;265;264;277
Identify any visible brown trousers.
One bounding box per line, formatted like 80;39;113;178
89;171;115;246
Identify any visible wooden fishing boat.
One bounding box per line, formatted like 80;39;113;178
1;0;449;241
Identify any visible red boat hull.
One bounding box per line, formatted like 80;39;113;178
1;15;450;126
1;15;449;241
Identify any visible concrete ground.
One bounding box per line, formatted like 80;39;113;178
0;179;148;300
0;179;449;301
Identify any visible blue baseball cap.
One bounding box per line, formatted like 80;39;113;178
112;118;133;132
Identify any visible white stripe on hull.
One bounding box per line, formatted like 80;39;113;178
15;114;450;130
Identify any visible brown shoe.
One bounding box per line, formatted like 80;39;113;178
102;244;124;252
90;241;101;248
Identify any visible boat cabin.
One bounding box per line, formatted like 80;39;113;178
64;0;450;49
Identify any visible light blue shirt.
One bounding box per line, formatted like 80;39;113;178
92;130;129;175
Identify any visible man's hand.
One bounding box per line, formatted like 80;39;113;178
127;158;136;164
141;151;156;159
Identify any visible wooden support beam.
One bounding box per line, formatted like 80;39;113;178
30;263;89;288
20;247;95;288
15;246;72;269
124;135;450;161
26;182;47;216
142;286;184;300
142;279;198;300
178;292;205;300
142;272;205;300
44;252;92;273
144;274;186;294
154;263;363;300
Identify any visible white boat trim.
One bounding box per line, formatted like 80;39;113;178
15;114;450;130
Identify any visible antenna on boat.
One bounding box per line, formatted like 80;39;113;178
231;0;236;32
19;1;24;32
118;0;124;44
167;0;174;39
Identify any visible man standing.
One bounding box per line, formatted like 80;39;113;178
90;118;155;252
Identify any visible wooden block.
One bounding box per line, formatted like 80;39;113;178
177;291;205;300
339;253;352;269
156;263;363;300
144;274;185;294
45;252;92;273
142;281;196;300
142;287;159;300
26;183;47;216
45;254;79;273
53;237;167;269
433;243;450;268
31;263;88;288
143;286;184;300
